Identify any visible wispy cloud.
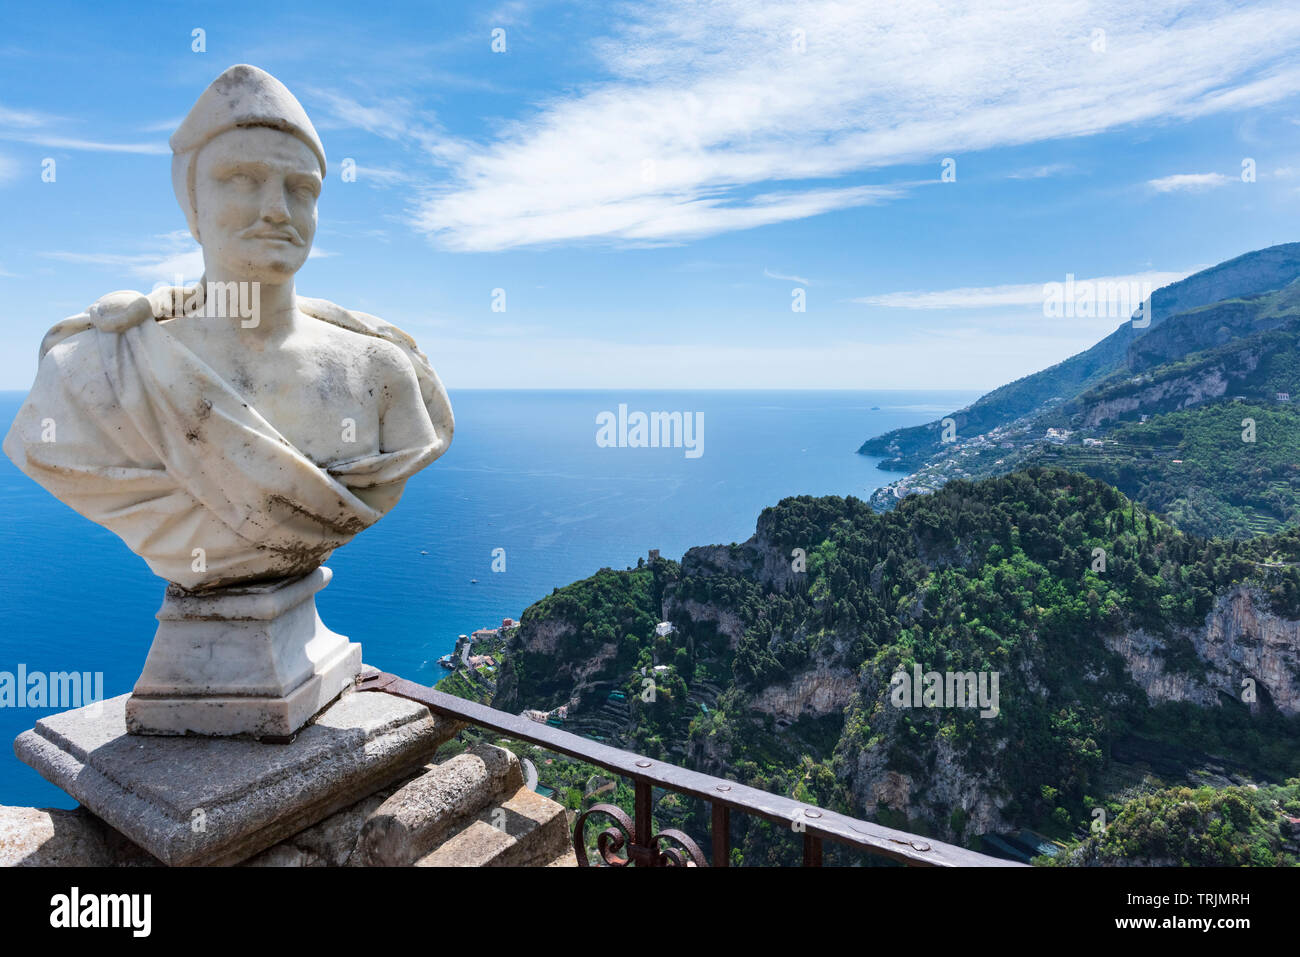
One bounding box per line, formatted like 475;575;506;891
0;101;168;154
42;243;204;283
139;117;183;134
1007;163;1076;180
764;267;809;285
1147;172;1234;192
3;133;168;154
487;0;534;27
0;103;52;128
388;0;1300;251
353;164;422;187
306;88;470;166
854;270;1196;310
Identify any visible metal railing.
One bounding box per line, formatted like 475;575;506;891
356;671;1024;868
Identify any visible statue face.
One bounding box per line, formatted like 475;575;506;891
193;126;320;283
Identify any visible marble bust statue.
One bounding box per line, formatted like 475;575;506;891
3;65;454;737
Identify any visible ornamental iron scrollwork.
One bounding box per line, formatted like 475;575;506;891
573;803;708;867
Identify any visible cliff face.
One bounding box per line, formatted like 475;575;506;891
843;713;1012;839
1104;629;1221;709
662;595;746;650
1107;585;1300;716
749;667;858;720
1079;365;1235;428
1077;338;1265;429
1199;586;1300;715
521;618;575;655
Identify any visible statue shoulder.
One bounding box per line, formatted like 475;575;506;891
38;290;158;360
298;295;454;447
297;296;420;351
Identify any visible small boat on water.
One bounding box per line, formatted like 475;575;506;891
420;550;428;555
470;578;479;584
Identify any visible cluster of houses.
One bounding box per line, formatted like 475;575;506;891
438;617;520;671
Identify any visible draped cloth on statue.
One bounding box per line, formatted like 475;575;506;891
2;285;453;590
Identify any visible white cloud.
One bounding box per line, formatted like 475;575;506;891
43;246;203;283
391;0;1300;251
306;88;470;166
1006;163;1076;180
1147;172;1234;192
139;117;183;133
854;270;1196;310
0;99;167;153
8;134;169;155
0;103;52;128
764;267;809;285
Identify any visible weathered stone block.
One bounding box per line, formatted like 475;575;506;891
354;743;523;866
14;682;459;866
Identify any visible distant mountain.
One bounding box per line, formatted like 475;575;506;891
860;243;1300;471
859;243;1300;537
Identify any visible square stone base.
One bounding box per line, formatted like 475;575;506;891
13;675;461;866
125;566;362;738
125;641;361;741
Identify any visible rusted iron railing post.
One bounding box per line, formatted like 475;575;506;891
712;804;730;867
803;833;823;867
634;780;653;867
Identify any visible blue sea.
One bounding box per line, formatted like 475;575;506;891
0;388;976;809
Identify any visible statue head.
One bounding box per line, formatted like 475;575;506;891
171;65;327;284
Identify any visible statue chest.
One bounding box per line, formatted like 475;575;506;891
244;377;384;465
169;330;386;465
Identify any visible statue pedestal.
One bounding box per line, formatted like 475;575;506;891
125;566;361;739
14;679;462;865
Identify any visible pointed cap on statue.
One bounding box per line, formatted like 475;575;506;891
171;64;326;236
171;64;325;171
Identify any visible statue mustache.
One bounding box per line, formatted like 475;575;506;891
241;224;306;245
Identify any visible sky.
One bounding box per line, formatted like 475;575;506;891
2;0;1300;391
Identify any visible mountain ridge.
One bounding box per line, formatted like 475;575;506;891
859;243;1300;537
859;243;1300;472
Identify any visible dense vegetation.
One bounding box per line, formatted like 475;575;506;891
1047;778;1300;866
478;468;1300;865
1038;401;1300;538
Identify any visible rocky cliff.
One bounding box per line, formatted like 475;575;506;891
1108;585;1300;717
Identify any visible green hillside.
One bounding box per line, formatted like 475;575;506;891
483;469;1300;865
1039;401;1300;538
